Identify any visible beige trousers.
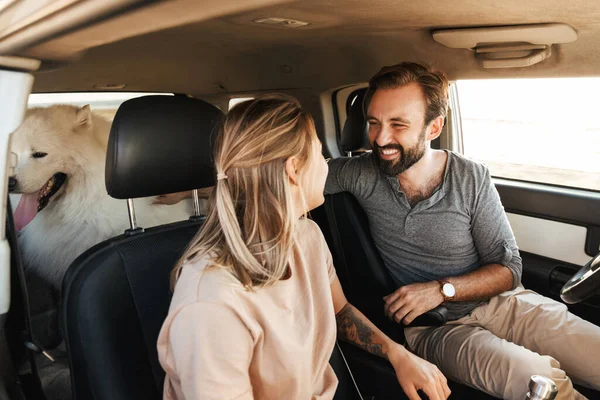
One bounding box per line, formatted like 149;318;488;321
404;286;600;400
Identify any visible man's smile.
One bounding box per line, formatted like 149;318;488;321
379;147;400;160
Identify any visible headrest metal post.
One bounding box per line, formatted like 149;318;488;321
189;189;206;222
127;198;138;230
125;198;144;236
192;189;201;217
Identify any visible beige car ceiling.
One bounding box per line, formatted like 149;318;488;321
3;0;600;95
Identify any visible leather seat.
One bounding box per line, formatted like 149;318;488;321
62;95;364;400
62;95;223;400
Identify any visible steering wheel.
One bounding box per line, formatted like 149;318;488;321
560;251;600;304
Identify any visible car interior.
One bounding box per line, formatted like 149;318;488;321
0;1;599;400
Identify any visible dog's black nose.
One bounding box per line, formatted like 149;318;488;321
8;177;17;192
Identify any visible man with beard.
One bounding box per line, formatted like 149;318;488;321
324;62;600;400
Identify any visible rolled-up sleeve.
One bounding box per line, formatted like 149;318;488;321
166;302;254;400
471;167;523;289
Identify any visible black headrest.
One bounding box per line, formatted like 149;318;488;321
340;88;371;153
105;96;223;199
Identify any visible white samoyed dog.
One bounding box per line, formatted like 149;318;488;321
10;104;199;289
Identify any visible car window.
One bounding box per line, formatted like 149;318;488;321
456;79;600;191
28;92;171;121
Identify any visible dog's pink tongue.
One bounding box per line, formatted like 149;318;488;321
14;192;39;231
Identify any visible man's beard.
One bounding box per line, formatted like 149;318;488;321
372;129;427;177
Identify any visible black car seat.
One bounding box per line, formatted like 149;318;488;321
62;95;364;400
61;95;221;400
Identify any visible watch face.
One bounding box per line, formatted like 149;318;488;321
443;283;456;297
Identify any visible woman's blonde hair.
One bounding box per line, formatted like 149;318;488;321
171;94;318;289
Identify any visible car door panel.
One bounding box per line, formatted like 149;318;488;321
495;180;600;326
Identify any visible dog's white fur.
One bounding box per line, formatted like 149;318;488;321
10;104;196;289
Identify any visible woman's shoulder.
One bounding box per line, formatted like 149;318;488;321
170;255;245;310
163;258;253;336
297;218;327;245
296;218;331;260
297;217;323;235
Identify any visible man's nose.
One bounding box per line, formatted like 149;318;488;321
8;176;17;192
374;124;393;147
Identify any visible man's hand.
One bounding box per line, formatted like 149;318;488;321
154;187;215;205
153;191;191;205
331;278;449;399
389;344;451;400
384;281;444;325
153;190;193;205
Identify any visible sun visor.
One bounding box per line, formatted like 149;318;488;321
432;23;577;69
0;0;147;56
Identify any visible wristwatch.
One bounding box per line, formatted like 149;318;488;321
438;280;456;302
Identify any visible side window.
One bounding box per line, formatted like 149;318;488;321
456;79;600;191
28;92;171;120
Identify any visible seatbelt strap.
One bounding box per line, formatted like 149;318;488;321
322;196;356;293
334;342;365;400
5;196;48;400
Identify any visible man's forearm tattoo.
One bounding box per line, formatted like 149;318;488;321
335;303;388;360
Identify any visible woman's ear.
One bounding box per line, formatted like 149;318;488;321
285;157;299;185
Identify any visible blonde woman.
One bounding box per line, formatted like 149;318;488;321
157;95;450;400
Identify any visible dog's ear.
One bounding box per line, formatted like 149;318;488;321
75;105;92;129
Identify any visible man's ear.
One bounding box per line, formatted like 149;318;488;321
75;105;92;129
285;157;299;186
426;115;445;141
